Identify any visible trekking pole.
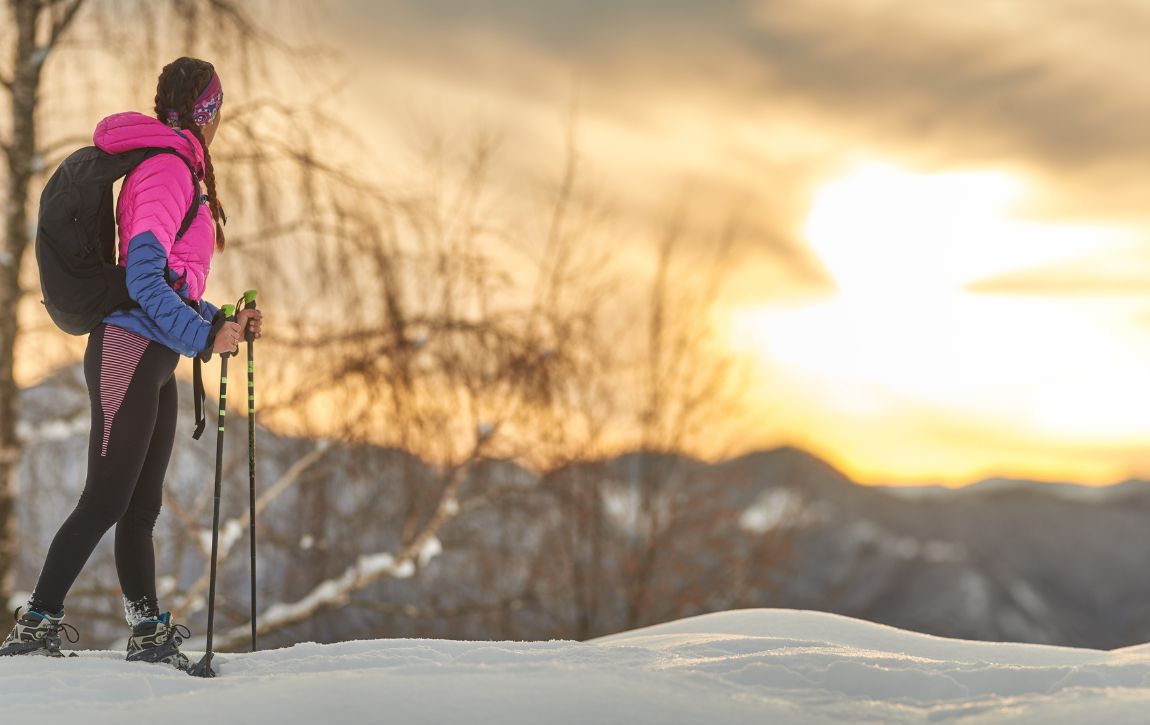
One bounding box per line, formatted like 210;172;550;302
240;289;258;652
189;303;236;679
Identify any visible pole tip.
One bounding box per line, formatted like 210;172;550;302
187;653;218;678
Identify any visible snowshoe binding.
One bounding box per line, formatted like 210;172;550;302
126;612;191;670
0;606;79;657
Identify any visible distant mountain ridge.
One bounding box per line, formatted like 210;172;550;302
878;476;1150;501
14;365;1150;649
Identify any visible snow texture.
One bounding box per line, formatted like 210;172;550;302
241;551;415;641
6;590;32;613
6;608;1150;723
197;519;244;558
418;536;443;568
122;597;154;627
16;414;88;443
739;488;801;533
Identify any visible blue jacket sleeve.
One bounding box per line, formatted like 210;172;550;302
124;230;213;357
198;298;220;322
195;297;225;363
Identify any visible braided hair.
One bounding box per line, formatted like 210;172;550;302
153;57;227;250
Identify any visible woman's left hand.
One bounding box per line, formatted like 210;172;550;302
235;308;263;339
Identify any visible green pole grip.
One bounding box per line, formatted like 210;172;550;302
219;304;237;358
241;289;258;343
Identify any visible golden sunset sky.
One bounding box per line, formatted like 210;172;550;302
16;0;1150;486
312;1;1150;486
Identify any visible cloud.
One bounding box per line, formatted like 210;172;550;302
335;1;1150;162
732;1;1150;233
322;0;1150;299
966;248;1150;297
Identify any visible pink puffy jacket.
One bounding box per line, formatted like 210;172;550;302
93;112;220;357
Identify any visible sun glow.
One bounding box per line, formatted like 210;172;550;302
730;161;1150;478
803;162;1119;301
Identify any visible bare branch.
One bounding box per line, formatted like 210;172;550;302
349;591;538;620
170;441;333;619
45;0;86;53
198;434;493;651
39;134;91;167
203;0;274;48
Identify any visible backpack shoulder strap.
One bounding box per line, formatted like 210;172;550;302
138;147;202;241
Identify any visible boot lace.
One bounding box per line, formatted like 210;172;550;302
12;606;79;649
170;622;192;644
55;622;80;644
150;620;191;646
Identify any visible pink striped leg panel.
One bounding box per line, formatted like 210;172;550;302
99;325;151;457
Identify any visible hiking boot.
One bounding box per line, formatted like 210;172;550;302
0;607;79;657
125;612;191;670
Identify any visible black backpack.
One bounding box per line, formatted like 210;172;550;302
35;146;201;335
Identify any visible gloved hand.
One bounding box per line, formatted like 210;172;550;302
235;307;263;340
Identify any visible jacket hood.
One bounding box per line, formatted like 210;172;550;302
93;112;204;174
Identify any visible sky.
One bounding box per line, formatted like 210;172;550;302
307;0;1150;485
12;0;1150;486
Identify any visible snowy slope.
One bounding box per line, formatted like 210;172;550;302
5;609;1150;724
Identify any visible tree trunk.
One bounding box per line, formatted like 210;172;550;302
0;0;47;607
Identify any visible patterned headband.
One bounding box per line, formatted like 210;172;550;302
166;70;223;128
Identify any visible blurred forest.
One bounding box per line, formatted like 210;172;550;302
1;0;767;647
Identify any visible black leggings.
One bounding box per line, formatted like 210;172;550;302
29;324;179;618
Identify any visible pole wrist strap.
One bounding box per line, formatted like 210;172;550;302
193;357;206;440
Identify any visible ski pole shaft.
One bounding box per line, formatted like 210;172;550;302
192;303;236;678
241;289;258;652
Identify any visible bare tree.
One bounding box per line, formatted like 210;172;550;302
184;120;621;649
618;204;754;631
0;0;362;608
0;0;86;614
5;4;789;647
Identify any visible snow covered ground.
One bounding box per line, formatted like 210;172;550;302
4;608;1150;723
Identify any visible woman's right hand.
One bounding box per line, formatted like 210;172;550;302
212;321;243;354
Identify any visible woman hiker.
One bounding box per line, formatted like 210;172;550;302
0;57;262;668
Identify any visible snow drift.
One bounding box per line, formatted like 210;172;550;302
5;608;1150;723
